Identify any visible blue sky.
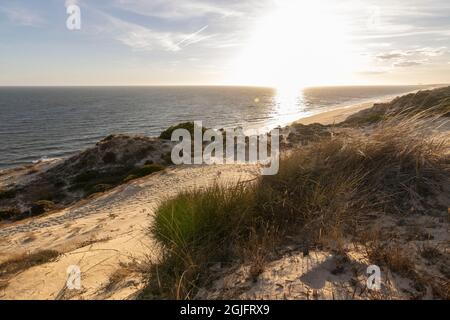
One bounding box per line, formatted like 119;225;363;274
0;0;449;86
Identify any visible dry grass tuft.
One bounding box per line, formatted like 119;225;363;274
419;243;443;263
0;250;60;278
365;242;415;278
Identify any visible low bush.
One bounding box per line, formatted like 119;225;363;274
159;122;207;140
70;167;132;195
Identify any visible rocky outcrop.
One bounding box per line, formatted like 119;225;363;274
0;134;173;221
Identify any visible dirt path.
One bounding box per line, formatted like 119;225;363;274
0;164;259;300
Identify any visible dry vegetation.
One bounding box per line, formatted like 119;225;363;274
140;112;449;299
0;87;448;300
0;249;61;290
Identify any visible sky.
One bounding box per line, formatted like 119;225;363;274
0;0;449;87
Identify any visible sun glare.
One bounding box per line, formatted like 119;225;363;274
229;0;358;91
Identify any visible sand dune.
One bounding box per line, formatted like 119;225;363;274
0;165;258;299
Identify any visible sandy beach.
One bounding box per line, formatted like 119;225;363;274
294;101;375;125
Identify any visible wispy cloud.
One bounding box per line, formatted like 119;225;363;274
410;47;447;57
112;0;244;19
375;46;447;69
104;14;213;52
65;0;80;6
377;51;406;60
0;5;45;27
393;60;424;67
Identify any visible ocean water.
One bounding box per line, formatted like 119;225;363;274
0;85;427;169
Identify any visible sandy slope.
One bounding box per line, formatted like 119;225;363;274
0;164;258;299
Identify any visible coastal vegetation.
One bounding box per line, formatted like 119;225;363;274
159;122;208;140
0;87;449;299
141;107;449;299
342;85;450;126
0;250;60;278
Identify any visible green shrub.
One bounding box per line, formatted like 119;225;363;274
154;185;255;250
159;122;207;140
70;168;131;194
70;165;164;196
142;184;256;299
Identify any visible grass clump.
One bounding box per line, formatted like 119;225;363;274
142;184;256;299
142;115;449;299
159;122;207;140
365;242;415;278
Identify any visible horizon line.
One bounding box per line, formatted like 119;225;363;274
0;83;446;89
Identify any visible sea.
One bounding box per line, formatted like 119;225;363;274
0;85;428;169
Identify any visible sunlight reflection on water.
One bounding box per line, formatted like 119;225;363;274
269;86;314;129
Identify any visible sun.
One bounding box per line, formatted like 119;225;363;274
228;0;359;91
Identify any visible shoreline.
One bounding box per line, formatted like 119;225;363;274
292;84;445;126
0;85;442;173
